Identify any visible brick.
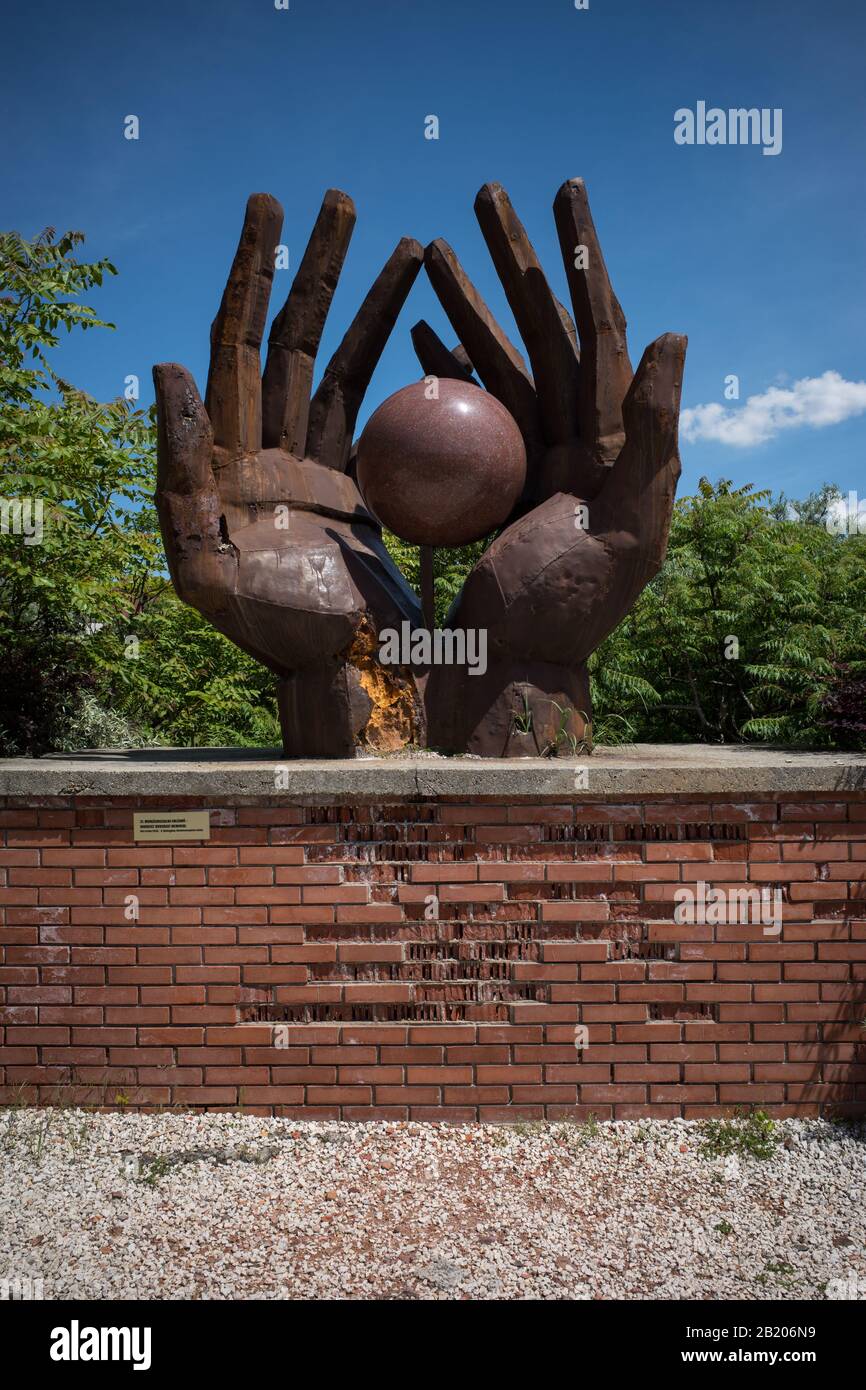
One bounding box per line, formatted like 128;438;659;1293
615;1064;679;1083
410;863;479;882
406;1066;472;1085
684;1064;750;1082
438;883;505;902
375;1087;439;1104
646;843;712;861
274;866;344;884
172;1087;237;1104
780;802;847;821
750;864;816;882
306;1086;372;1105
651;1085;716;1103
476;825;543;843
337;1066;402;1084
478;864;545;884
336;905;403;924
476;1064;540;1084
615;862;680;881
541;943;609;962
443;1086;509;1104
439;805;507;823
542;902;609;922
337;943;402;962
507;805;574;823
579;1084;646;1103
547;862;614;881
208;867;273;886
302;885;369;903
237;847;305;865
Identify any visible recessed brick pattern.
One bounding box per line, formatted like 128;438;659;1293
1;793;864;1120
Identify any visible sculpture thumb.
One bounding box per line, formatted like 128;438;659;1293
153;362;232;612
153;363;215;497
596;333;686;583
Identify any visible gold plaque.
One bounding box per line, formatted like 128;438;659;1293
133;811;211;841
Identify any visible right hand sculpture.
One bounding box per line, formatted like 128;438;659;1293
154;192;423;757
413;179;687;755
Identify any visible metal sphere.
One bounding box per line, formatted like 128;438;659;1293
356;378;527;546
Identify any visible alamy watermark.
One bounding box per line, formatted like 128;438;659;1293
826;490;866;536
0;497;43;544
826;1268;866;1300
674;881;782;935
675;102;782;157
379;620;487;676
1;1274;44;1299
50;1321;152;1371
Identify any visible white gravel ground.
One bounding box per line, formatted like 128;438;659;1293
1;1110;864;1300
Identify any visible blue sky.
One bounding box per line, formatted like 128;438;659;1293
4;0;865;501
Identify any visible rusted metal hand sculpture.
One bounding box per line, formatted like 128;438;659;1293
413;180;687;755
155;181;685;759
153;192;424;756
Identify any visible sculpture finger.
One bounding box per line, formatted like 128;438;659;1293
410;319;475;383
305;236;423;471
553;178;632;467
451;343;476;376
205;192;284;457
261;189;356;454
474;183;580;447
424;237;543;464
153;363;234;610
598;332;687;583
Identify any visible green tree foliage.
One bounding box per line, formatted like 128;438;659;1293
589;479;866;747
382;529;489;626
117;535;280;748
0;227;153;752
0;227;278;754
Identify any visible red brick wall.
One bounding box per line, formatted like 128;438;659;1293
1;793;864;1119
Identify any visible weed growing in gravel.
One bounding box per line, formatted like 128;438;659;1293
714;1219;734;1236
0;1067;151;1175
551;1114;602;1148
0;1086;27;1153
1;1066;141;1125
577;1113;601;1144
512;1121;546;1137
756;1259;799;1292
827;1114;866;1142
0;1080;100;1164
699;1108;778;1160
138;1155;172;1188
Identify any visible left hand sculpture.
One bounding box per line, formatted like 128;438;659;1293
414;180;687;755
153;192;424;756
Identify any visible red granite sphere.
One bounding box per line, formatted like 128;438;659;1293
356;379;527;546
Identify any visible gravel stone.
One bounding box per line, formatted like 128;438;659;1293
1;1111;864;1300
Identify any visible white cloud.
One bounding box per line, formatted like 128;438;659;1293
680;371;866;448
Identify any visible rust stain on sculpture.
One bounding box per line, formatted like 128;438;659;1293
346;617;422;752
